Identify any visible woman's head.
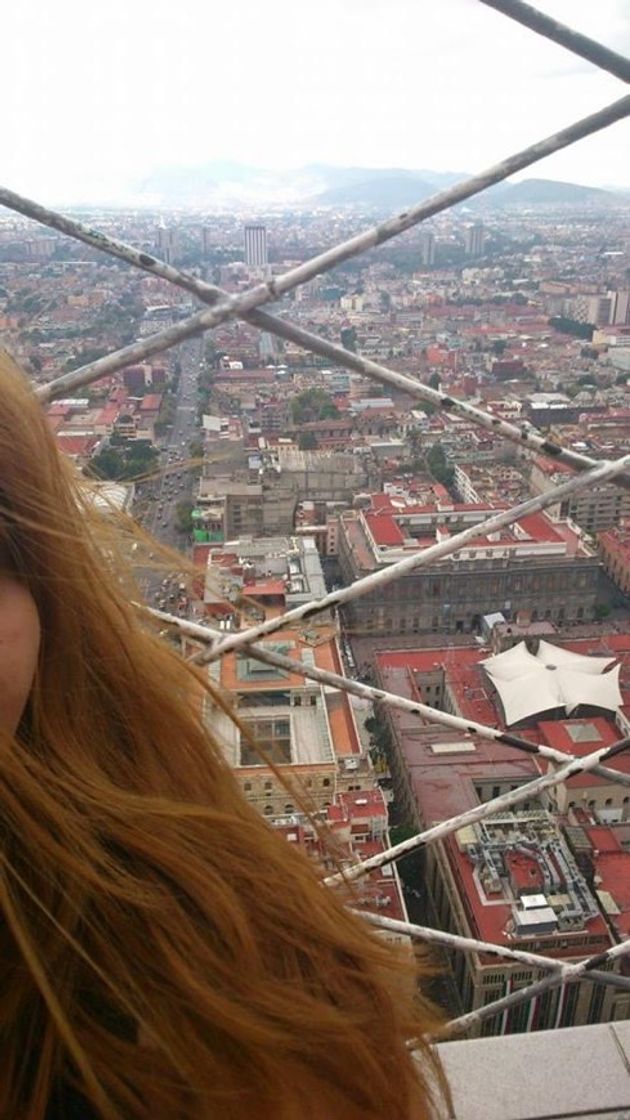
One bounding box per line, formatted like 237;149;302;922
0;351;447;1120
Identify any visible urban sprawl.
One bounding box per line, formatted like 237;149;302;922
2;197;630;1035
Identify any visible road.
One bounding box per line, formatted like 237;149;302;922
134;337;203;607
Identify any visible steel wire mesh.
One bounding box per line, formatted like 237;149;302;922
2;0;630;1042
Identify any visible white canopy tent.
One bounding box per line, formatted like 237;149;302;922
481;641;621;726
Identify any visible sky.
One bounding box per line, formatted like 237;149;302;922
2;0;629;205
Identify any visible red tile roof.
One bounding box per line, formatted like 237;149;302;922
364;512;405;547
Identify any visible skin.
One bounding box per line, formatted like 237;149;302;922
0;575;40;734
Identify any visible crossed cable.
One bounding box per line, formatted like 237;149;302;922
2;0;630;1037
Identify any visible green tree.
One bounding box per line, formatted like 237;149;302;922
175;499;194;534
427;441;455;488
549;316;594;340
291;388;339;425
428;371;441;390
298;431;318;450
87;449;125;480
340;326;357;352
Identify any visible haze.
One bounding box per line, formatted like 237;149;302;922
3;0;629;205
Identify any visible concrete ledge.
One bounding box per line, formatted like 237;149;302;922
435;1021;630;1120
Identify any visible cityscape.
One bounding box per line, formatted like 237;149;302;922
3;184;630;1045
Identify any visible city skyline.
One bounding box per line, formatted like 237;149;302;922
1;0;629;205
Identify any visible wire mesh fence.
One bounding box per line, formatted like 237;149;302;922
2;0;630;1042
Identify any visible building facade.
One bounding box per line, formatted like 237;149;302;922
337;500;599;635
372;634;630;1036
244;224;268;268
530;457;630;536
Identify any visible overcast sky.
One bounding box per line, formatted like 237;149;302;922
3;0;629;204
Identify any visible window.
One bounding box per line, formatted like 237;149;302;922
284;803;295;814
605;798;613;807
484;972;504;986
240;717;292;765
587;983;606;1025
263;804;273;816
483;988;501;1005
264;780;273;791
244;782;252;792
322;778;331;788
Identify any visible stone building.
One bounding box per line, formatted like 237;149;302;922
337;497;599;635
372;633;630;1035
530;456;630;536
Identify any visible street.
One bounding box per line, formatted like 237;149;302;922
133;336;203;607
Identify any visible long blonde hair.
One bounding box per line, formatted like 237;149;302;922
0;352;447;1119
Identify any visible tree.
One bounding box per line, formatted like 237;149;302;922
428;371;441;390
549;316;594;341
175;499;194;534
87;449;125;480
298;431;318;450
340;326;357;352
427;442;455;488
291;388;339;425
87;442;158;482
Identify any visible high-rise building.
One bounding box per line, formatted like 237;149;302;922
419;231;436;267
244;224;268;268
464;221;485;257
610;289;630;326
156;225;178;265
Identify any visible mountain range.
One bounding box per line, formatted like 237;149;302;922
129;160;622;210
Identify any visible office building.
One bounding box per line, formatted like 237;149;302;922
419;231;436;267
244;224;268;268
464;222;485;257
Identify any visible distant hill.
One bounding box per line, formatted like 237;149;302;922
316;173;438;208
125;161;621;210
471;177;615;208
315;173;618;211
